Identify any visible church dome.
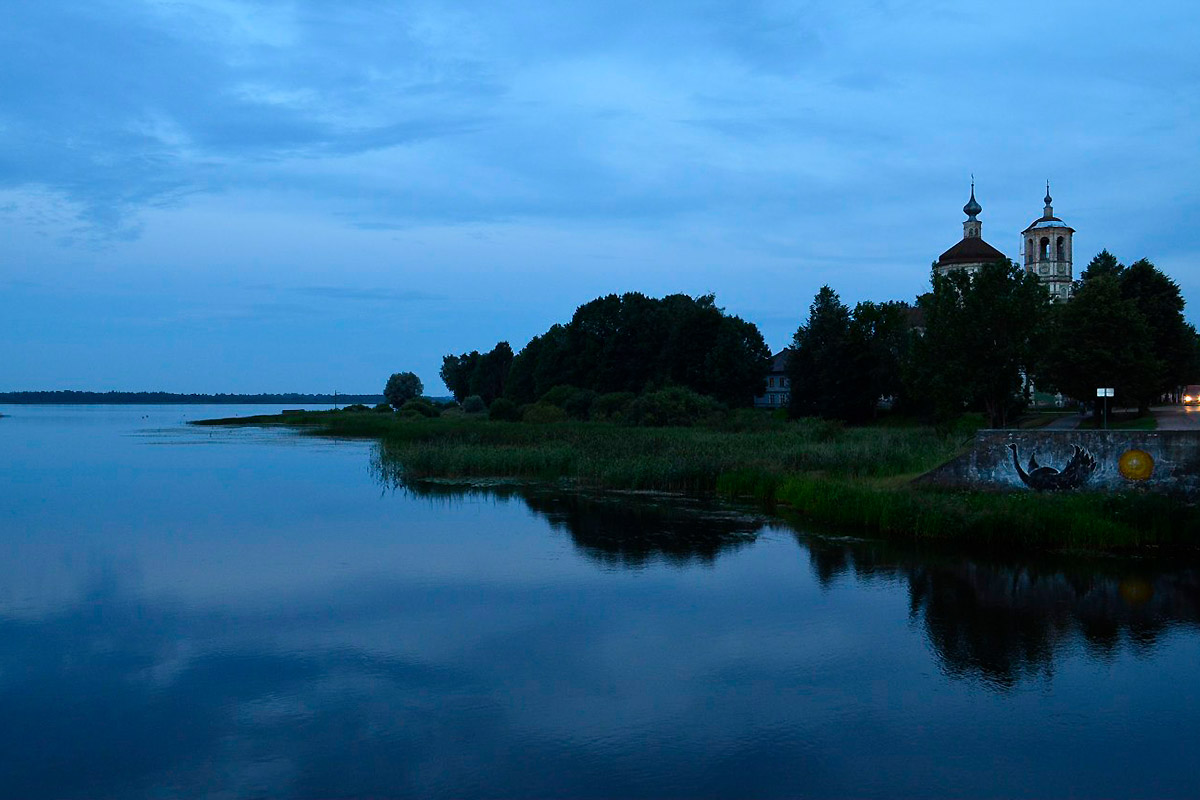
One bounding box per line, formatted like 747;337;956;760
963;184;982;219
937;236;1007;266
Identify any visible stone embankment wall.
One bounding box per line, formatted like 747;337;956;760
918;430;1200;494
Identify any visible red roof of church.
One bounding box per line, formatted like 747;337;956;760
937;236;1008;266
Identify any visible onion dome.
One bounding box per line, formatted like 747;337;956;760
963;182;982;220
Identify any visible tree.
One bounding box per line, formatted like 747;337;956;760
787;286;854;419
1118;259;1196;407
440;352;479;402
502;293;769;407
1070;252;1197;409
384;372;423;409
846;301;913;421
1079;249;1123;282
911;261;1050;428
468;341;514;404
1041;275;1157;422
703;314;771;406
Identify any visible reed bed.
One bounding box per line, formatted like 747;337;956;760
198;410;1199;551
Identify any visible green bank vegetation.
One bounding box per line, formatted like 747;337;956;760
192;252;1200;551
196;408;1199;552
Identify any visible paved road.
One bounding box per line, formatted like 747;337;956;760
1042;413;1082;430
1151;405;1200;430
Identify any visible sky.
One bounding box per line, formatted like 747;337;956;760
2;0;1198;394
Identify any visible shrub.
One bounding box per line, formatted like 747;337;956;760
591;392;636;423
522;402;568;424
564;389;597;420
539;385;581;408
373;403;393;413
627;387;725;427
488;397;521;422
400;398;440;418
462;395;487;414
342;403;369;413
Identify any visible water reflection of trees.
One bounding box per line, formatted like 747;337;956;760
803;536;1200;688
371;454;761;568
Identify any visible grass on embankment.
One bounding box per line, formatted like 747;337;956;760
195;410;1198;552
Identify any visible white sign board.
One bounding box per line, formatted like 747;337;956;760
1096;387;1115;397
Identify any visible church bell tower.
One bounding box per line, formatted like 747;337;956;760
1022;183;1075;301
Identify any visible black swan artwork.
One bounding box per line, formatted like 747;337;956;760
1007;443;1097;491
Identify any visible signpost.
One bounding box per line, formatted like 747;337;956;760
1096;387;1114;429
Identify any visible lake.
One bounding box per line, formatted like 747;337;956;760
2;405;1198;799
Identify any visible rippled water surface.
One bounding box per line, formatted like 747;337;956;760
2;406;1198;799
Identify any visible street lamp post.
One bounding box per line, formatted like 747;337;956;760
1096;387;1114;430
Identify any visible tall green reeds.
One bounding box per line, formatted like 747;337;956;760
198;410;1199;551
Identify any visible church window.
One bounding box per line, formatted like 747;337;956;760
1056;237;1065;260
1040;237;1050;259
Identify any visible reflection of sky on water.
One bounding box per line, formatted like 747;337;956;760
2;406;1199;799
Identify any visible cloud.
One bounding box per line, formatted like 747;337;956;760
3;0;1200;389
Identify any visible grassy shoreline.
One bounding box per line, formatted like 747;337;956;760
194;410;1199;553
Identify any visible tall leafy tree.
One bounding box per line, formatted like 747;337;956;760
911;261;1050;428
468;342;514;404
440;352;479;402
1041;275;1157;420
1118;258;1197;407
1069;252;1197;408
846;301;913;421
787;287;854;419
1079;249;1124;282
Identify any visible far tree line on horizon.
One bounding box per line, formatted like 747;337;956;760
384;250;1197;428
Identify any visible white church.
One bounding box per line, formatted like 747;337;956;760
935;182;1076;301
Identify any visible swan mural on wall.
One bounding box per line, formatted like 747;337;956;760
1007;443;1098;491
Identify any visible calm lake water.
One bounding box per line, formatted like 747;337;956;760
2;405;1198;799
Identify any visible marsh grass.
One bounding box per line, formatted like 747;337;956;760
197;410;1199;551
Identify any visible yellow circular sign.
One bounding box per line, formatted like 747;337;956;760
1119;577;1154;606
1118;449;1154;482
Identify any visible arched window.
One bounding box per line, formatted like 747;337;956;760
1040;237;1050;259
1056;236;1065;260
1027;238;1034;263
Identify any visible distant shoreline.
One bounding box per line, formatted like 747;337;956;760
0;391;386;405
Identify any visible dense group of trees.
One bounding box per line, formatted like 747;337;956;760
787;251;1198;427
440;342;514;405
910;261;1051;427
505;293;770;406
786;289;913;423
384;250;1195;428
442;293;771;410
1042;252;1199;413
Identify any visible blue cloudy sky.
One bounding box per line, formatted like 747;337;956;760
2;0;1197;393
